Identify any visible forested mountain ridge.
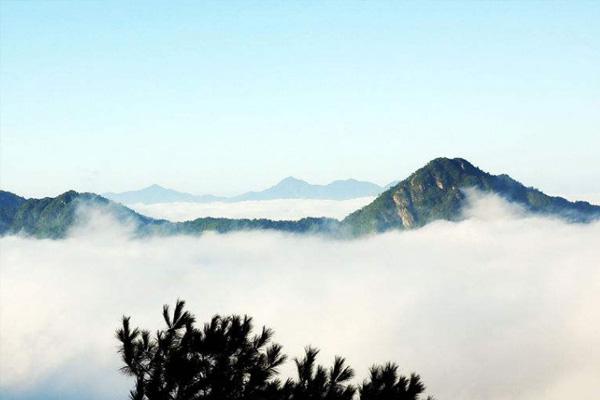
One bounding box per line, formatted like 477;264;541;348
0;190;169;238
2;158;599;239
342;158;600;235
0;190;338;239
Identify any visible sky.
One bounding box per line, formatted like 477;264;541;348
1;1;599;198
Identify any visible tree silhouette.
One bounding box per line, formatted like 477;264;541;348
360;363;430;400
278;347;355;400
116;300;433;400
116;300;285;400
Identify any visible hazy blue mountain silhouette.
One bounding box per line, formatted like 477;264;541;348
230;177;382;201
103;184;225;204
103;178;384;204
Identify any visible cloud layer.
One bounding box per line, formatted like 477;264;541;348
128;197;376;222
1;192;599;400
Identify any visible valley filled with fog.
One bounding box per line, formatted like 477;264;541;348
1;193;599;400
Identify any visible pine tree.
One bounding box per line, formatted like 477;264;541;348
116;300;433;400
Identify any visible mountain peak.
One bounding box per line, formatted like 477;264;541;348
425;157;477;172
144;184;167;191
330;178;359;184
277;176;308;185
57;190;82;202
342;157;600;235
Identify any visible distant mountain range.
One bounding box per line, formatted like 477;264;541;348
103;185;226;204
2;158;600;239
103;177;386;204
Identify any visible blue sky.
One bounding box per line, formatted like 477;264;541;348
1;1;599;198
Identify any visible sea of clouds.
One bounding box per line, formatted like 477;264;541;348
1;192;599;400
128;197;376;222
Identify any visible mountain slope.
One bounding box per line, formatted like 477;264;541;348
0;191;338;239
1;191;170;238
0;191;27;232
341;157;600;235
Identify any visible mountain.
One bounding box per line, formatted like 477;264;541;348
0;190;171;238
0;190;337;239
231;177;383;202
341;157;600;235
103;179;383;205
103;184;225;204
2;157;600;239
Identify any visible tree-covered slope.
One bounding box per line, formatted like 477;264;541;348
0;190;338;239
0;191;27;233
341;157;600;235
177;216;340;235
0;190;170;238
